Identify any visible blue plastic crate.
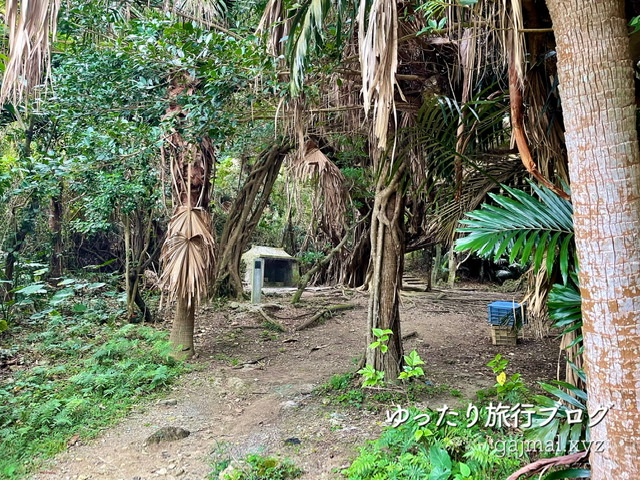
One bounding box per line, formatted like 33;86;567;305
488;301;526;327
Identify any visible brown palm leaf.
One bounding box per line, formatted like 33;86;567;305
0;0;62;104
292;142;349;243
170;0;227;26
256;0;290;56
358;0;400;149
160;206;216;305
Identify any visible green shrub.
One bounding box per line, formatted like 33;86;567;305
211;454;302;480
342;406;525;480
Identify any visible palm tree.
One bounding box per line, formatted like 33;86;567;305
158;73;217;359
0;0;232;359
544;0;640;477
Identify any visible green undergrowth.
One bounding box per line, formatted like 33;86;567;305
318;372;461;410
342;406;525;480
0;312;186;478
210;451;303;480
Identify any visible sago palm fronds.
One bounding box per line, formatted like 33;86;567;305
455;182;574;284
160;206;216;305
457;182;585;390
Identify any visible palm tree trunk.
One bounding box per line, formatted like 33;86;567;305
546;0;640;477
169;296;195;360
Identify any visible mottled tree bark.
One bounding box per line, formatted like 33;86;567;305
546;0;640;477
365;157;406;380
169;296;195;360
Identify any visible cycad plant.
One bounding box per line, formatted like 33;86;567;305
455;181;585;386
455;182;574;284
455;183;592;477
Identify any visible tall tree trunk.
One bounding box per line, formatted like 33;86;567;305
340;228;371;288
447;248;457;287
365;157;406;381
48;192;63;279
546;1;640;477
431;243;442;286
124;216;134;317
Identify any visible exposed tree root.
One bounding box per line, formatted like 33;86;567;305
402;330;418;340
256;308;287;332
294;304;355;331
401;284;429;292
291;229;351;304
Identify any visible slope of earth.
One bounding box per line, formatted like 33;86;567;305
30;286;559;480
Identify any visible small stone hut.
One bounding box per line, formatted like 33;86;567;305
241;246;300;288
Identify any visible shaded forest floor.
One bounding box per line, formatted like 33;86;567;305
30;284;560;480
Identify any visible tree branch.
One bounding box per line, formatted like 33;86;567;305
509;37;570;201
506;450;589;480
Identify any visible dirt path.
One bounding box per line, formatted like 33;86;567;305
31;287;560;480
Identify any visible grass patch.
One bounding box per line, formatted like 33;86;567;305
0;313;185;478
318;372;463;410
210;453;302;480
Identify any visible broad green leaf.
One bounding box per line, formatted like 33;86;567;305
544;468;590;479
540;382;585;409
15;283;47;296
559;234;574;284
459;463;471;477
545;231;562;275
509;231;527;264
521;231;539;263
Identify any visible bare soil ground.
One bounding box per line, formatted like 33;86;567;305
30;285;560;480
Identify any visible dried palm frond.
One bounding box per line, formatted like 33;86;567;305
256;0;290;56
503;0;526;86
160;206;216;306
358;0;400;149
1;0;62;105
170;0;227;25
291;141;349;243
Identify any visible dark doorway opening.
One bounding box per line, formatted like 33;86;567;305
263;258;294;286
